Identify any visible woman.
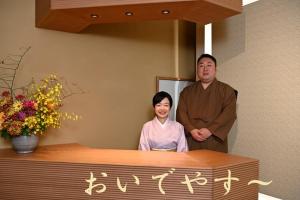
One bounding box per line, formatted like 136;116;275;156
138;91;188;152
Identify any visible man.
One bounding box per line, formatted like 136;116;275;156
176;54;237;153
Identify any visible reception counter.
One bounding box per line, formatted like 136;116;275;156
0;143;259;199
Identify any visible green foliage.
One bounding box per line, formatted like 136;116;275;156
0;130;12;140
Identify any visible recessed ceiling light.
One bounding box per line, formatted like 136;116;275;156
161;10;170;15
125;12;134;16
90;14;99;19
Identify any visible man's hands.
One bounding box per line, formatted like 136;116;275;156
190;128;212;142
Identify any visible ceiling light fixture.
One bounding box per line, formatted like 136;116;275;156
90;14;99;19
161;10;170;15
125;12;134;16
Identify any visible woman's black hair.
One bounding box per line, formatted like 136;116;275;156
152;91;173;108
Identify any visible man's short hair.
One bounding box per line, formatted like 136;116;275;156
197;54;217;66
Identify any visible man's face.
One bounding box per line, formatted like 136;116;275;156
197;57;216;84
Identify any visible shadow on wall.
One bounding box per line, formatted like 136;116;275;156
213;13;246;65
82;20;174;46
228;103;239;153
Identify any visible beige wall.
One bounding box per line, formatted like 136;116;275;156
178;21;196;78
0;0;195;149
213;0;300;199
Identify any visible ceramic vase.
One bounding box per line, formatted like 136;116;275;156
11;135;39;153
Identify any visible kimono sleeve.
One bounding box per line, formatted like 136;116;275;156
138;124;151;151
176;90;196;132
176;124;189;152
207;88;237;141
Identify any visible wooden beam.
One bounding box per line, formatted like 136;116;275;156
35;0;242;33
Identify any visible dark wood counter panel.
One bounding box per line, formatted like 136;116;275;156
0;143;258;200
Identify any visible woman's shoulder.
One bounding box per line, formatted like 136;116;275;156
143;120;153;128
168;120;184;129
143;118;158;128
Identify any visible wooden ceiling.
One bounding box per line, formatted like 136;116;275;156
35;0;242;33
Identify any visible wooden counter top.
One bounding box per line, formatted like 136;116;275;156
0;143;257;169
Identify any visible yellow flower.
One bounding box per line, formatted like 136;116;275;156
13;101;23;110
24;116;38;129
0;112;5;130
7;101;23;116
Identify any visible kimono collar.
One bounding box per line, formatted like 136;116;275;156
198;78;217;90
154;116;169;128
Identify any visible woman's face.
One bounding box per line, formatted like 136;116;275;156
154;97;170;120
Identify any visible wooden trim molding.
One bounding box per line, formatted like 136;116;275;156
35;0;242;32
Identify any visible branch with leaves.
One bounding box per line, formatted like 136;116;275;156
0;47;85;99
0;46;31;98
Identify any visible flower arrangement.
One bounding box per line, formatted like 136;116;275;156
0;75;79;139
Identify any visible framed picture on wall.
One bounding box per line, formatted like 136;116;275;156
156;76;194;121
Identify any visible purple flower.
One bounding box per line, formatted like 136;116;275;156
24;109;36;116
18;112;26;121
